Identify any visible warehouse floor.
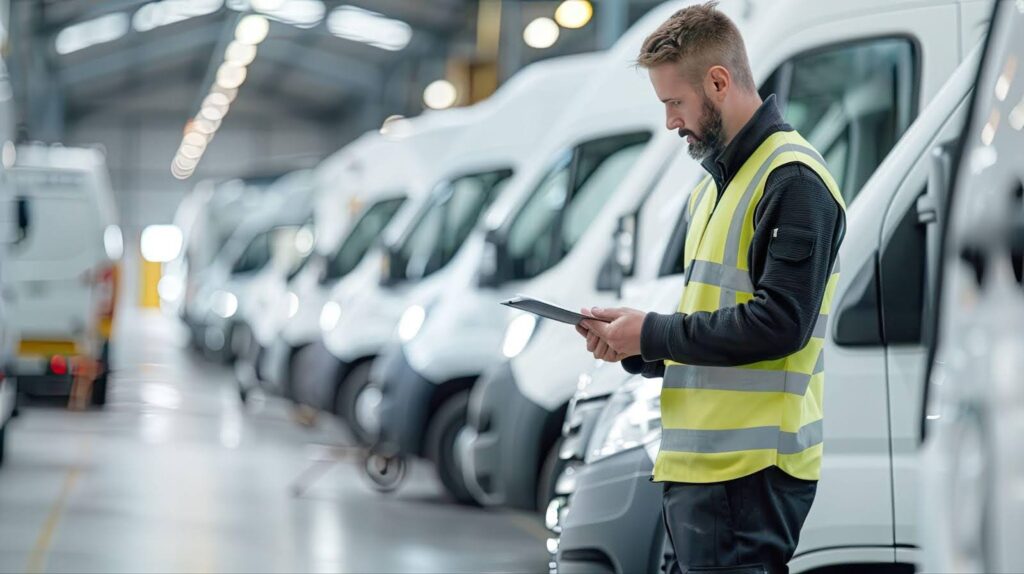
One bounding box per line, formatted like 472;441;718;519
0;310;548;573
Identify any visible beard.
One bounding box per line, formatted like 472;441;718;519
679;92;725;161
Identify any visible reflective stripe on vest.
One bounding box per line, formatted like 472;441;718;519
655;129;846;484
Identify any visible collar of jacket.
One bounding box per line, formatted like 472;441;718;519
701;93;793;193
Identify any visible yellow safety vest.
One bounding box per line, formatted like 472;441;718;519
655;129;846;484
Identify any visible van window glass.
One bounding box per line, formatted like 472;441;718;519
323;196;405;283
506;132;651;280
783;38;916;203
399;168;512;280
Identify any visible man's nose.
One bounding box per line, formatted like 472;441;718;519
665;109;682;131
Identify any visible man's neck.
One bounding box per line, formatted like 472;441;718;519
721;93;764;149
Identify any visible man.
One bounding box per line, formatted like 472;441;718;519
576;3;846;573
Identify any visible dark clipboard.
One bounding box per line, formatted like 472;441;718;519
500;294;609;326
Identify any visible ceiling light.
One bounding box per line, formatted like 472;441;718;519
423;80;457;110
555;0;593;29
210;84;239;103
171;162;194;180
326;5;411;51
133;0;223;33
251;0;285;9
200;105;226;122
215;62;248;89
179;143;205;159
56;12;130;55
193;116;221;135
235;14;270;45
523;17;559;49
202;92;231;111
224;40;257;65
257;0;324;28
174;154;199;171
183;131;209;148
141;225;184;263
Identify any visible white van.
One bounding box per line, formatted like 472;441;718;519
334;54;603;500
921;2;1022;572
187;171;315;363
289;109;477;413
181;175;281;350
555;17;986;574
4;144;121;407
0;59;21;463
239;132;411;401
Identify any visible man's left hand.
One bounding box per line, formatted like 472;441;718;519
579;307;646;358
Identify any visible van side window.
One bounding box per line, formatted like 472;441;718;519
323;197;405;283
399;168;511;280
775;38;917;204
506;132;651;281
233;232;271;275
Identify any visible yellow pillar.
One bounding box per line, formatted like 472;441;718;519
139;258;161;308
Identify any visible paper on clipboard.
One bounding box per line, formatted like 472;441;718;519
500;294;610;325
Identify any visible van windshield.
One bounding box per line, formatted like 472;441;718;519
323;196;406;283
6;168;103;263
396;168;513;281
504;131;651;281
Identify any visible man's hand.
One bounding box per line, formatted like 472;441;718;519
573;307;646;361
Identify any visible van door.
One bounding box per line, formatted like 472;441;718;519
876;87;975;555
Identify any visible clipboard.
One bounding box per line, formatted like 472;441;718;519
500;294;610;326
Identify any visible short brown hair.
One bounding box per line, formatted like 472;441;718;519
637;1;756;92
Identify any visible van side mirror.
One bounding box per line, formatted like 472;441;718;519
379;243;406;287
615;213;637;277
596;249;623;294
478;228;509;288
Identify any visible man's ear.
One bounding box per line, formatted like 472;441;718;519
705;65;731;101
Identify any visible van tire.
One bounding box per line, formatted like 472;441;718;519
90;373;108;407
336;361;375;445
425;391;479;506
536;437;565;512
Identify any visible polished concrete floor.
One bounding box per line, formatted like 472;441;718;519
0;310;549;573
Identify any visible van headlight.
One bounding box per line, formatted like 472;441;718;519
287;291;300;319
320;301;342;332
212;290;238;319
586;376;661;463
398;304;427;342
502;313;537;358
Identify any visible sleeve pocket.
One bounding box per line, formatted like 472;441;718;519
768;226;816;263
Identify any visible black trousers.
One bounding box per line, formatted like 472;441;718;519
662;466;817;574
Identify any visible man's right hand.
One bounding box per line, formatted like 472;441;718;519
576;314;629;363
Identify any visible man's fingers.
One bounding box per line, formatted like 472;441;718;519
594;339;610;360
589;306;624;322
586;331;600;353
582;319;610;336
575;324;589;339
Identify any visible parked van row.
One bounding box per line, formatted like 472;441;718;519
172;0;1020;572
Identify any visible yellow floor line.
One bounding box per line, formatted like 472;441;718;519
27;441;90;574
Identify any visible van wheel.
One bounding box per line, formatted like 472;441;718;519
336;361;377;445
536;437;566;512
90;373;108;407
425;391;479;506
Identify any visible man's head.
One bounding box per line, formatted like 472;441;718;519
637;1;758;160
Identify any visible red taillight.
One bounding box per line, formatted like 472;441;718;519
50;355;68;375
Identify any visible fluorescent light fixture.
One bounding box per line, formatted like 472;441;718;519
326;5;412;51
258;0;324;29
179;143;205;160
141;225;184;263
56;12;130;55
133;0;223;33
202;92;231;112
104;225;124;260
215;62;248;89
423;80;457;110
523;17;559;49
183;131;209;147
224;41;257;66
235;13;270;45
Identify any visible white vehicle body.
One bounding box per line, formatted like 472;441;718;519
355;55;606;472
3;145;120;404
0;58;20;460
251;131;413;398
921;2;1022;572
556;24;985;574
290;109;477;410
187;173;315;362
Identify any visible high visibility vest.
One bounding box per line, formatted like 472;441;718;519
655;129;846;484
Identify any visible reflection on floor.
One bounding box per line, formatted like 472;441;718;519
0;310;548;573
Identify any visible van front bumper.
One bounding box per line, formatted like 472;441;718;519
459;361;551;510
556;447;662;574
